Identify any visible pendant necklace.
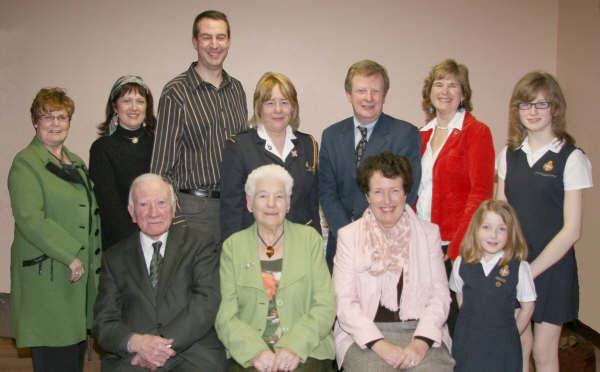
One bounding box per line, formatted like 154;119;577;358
257;228;284;258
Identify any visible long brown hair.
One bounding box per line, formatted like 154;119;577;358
461;200;527;266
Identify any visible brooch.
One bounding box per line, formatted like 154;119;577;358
543;160;554;172
291;149;298;157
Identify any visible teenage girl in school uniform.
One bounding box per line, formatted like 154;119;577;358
496;71;593;372
450;200;536;372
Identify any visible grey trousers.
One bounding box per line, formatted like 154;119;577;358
177;192;221;243
343;321;455;372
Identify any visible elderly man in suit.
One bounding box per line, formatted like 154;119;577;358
319;60;422;272
93;173;225;371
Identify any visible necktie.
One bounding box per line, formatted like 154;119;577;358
149;241;163;287
355;126;368;168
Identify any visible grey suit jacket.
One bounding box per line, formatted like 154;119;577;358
93;224;226;371
319;113;422;270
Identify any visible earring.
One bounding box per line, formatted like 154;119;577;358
459;101;465;112
429;105;435;114
33;124;38;129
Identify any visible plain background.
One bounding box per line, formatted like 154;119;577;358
1;0;598;330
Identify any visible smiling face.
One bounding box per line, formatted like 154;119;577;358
346;73;386;124
35;109;70;150
192;18;230;72
477;211;508;261
247;177;289;231
518;91;553;136
366;171;406;230
260;84;292;135
114;90;147;130
128;178;175;240
430;75;464;118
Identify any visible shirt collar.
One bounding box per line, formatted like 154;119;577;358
187;62;231;89
140;231;169;249
518;136;563;154
353;116;378;129
256;124;296;142
420;110;465;132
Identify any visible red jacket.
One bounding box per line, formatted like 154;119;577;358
420;112;494;260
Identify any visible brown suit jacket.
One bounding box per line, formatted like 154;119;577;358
93;224;226;371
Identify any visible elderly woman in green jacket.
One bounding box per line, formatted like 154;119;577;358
8;88;102;372
216;164;335;372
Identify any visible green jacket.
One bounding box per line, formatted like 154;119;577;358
216;220;335;367
8;137;102;347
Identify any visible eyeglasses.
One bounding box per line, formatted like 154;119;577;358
517;101;551;111
40;114;69;122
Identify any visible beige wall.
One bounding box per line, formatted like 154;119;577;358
557;0;600;331
9;0;600;327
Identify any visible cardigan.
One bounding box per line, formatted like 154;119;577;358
419;112;494;259
215;220;335;367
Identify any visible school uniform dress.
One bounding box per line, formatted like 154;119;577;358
497;138;593;324
449;254;536;372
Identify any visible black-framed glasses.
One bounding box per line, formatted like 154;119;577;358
517;101;551;110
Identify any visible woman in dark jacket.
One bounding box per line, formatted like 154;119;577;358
220;72;320;241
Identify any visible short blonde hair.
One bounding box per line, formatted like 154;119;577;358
461;200;527;266
245;164;294;200
249;72;300;130
344;60;390;94
508;71;573;150
421;59;472;122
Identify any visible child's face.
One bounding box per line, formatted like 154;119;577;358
518;91;553;136
478;211;508;261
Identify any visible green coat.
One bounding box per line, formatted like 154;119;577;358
216;220;336;367
8;136;102;347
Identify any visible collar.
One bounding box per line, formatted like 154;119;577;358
256;124;296;142
187;62;231;89
256;125;296;160
353;116;378;129
140;230;169;249
420;110;465;132
518;136;563;154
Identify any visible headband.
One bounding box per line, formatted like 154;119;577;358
109;75;149;101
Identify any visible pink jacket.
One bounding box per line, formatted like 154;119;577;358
332;206;451;367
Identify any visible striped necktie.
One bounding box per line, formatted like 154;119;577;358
355;126;368;168
149;241;163;287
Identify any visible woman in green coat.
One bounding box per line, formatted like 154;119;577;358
8;88;102;372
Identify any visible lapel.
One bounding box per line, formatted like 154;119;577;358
278;221;304;290
237;224;266;291
435;114;467;161
363;114;391;159
156;225;187;299
129;233;157;307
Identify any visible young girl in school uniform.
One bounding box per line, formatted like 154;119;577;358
496;72;593;372
450;200;536;372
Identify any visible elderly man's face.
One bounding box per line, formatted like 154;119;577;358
128;178;175;240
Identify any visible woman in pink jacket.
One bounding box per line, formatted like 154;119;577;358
333;152;454;371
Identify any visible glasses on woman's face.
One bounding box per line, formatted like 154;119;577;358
517;101;551;111
40;114;69;122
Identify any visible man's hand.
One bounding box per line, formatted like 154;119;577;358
127;334;175;370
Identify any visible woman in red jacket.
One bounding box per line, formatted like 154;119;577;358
417;59;495;334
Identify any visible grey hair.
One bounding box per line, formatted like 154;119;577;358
128;173;177;211
245;164;294;199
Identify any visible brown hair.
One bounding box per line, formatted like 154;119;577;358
507;71;573;150
357;152;413;195
421;59;472;122
344;60;390;94
30;87;74;124
193;10;230;39
249;72;300;130
460;200;527;266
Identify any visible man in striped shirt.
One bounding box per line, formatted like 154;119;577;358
151;10;247;242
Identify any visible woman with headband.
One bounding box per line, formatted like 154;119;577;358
89;75;156;249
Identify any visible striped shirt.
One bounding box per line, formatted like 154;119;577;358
151;62;248;190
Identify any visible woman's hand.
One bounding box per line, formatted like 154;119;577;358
251;349;276;372
69;258;84;282
397;339;429;369
273;347;300;371
371;339;404;368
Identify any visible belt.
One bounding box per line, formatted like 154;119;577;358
179;188;220;199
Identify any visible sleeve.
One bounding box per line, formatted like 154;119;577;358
517;261;537;303
215;240;270;367
496;146;508;180
93;254;134;358
448;257;464;293
564;149;593;191
150;89;183;185
332;228;384;348
275;229;335;360
159;236;222;352
8;156;81;266
219;139;248;242
403;126;422;207
318;131;351;238
413;224;451;345
89;141;132;247
447;124;495;259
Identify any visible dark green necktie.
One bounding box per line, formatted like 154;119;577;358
355;126;368;168
149;241;163;287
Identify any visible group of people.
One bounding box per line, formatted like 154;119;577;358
8;8;592;372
